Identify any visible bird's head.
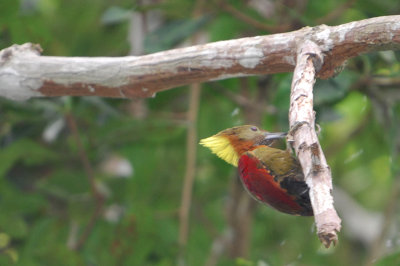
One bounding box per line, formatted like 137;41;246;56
200;125;286;167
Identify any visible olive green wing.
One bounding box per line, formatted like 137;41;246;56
250;146;312;214
251;146;303;181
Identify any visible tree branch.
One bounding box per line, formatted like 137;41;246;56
65;114;105;250
288;40;341;248
1;16;400;101
178;82;201;260
178;3;205;262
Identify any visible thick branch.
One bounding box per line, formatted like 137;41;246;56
1;16;400;101
288;40;341;248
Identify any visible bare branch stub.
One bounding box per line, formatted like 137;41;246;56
288;40;342;248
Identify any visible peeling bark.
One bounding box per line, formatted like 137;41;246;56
1;16;400;101
288;40;341;248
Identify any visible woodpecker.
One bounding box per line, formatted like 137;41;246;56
200;125;313;216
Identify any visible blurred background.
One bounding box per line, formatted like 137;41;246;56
1;0;400;265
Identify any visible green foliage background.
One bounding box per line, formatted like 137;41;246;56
1;0;400;265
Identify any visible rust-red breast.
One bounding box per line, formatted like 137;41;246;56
239;150;312;216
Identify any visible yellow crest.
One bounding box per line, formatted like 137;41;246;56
200;135;239;167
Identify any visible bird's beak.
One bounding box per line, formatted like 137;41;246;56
263;132;287;140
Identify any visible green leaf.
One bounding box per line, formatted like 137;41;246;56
0;183;47;215
101;6;132;25
0;216;28;238
0;233;10;248
314;71;357;107
208;14;244;42
375;250;400;266
144;15;210;53
0;139;58;178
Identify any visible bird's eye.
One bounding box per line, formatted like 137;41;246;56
250;126;258;132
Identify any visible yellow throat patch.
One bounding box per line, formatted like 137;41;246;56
200;135;239;167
